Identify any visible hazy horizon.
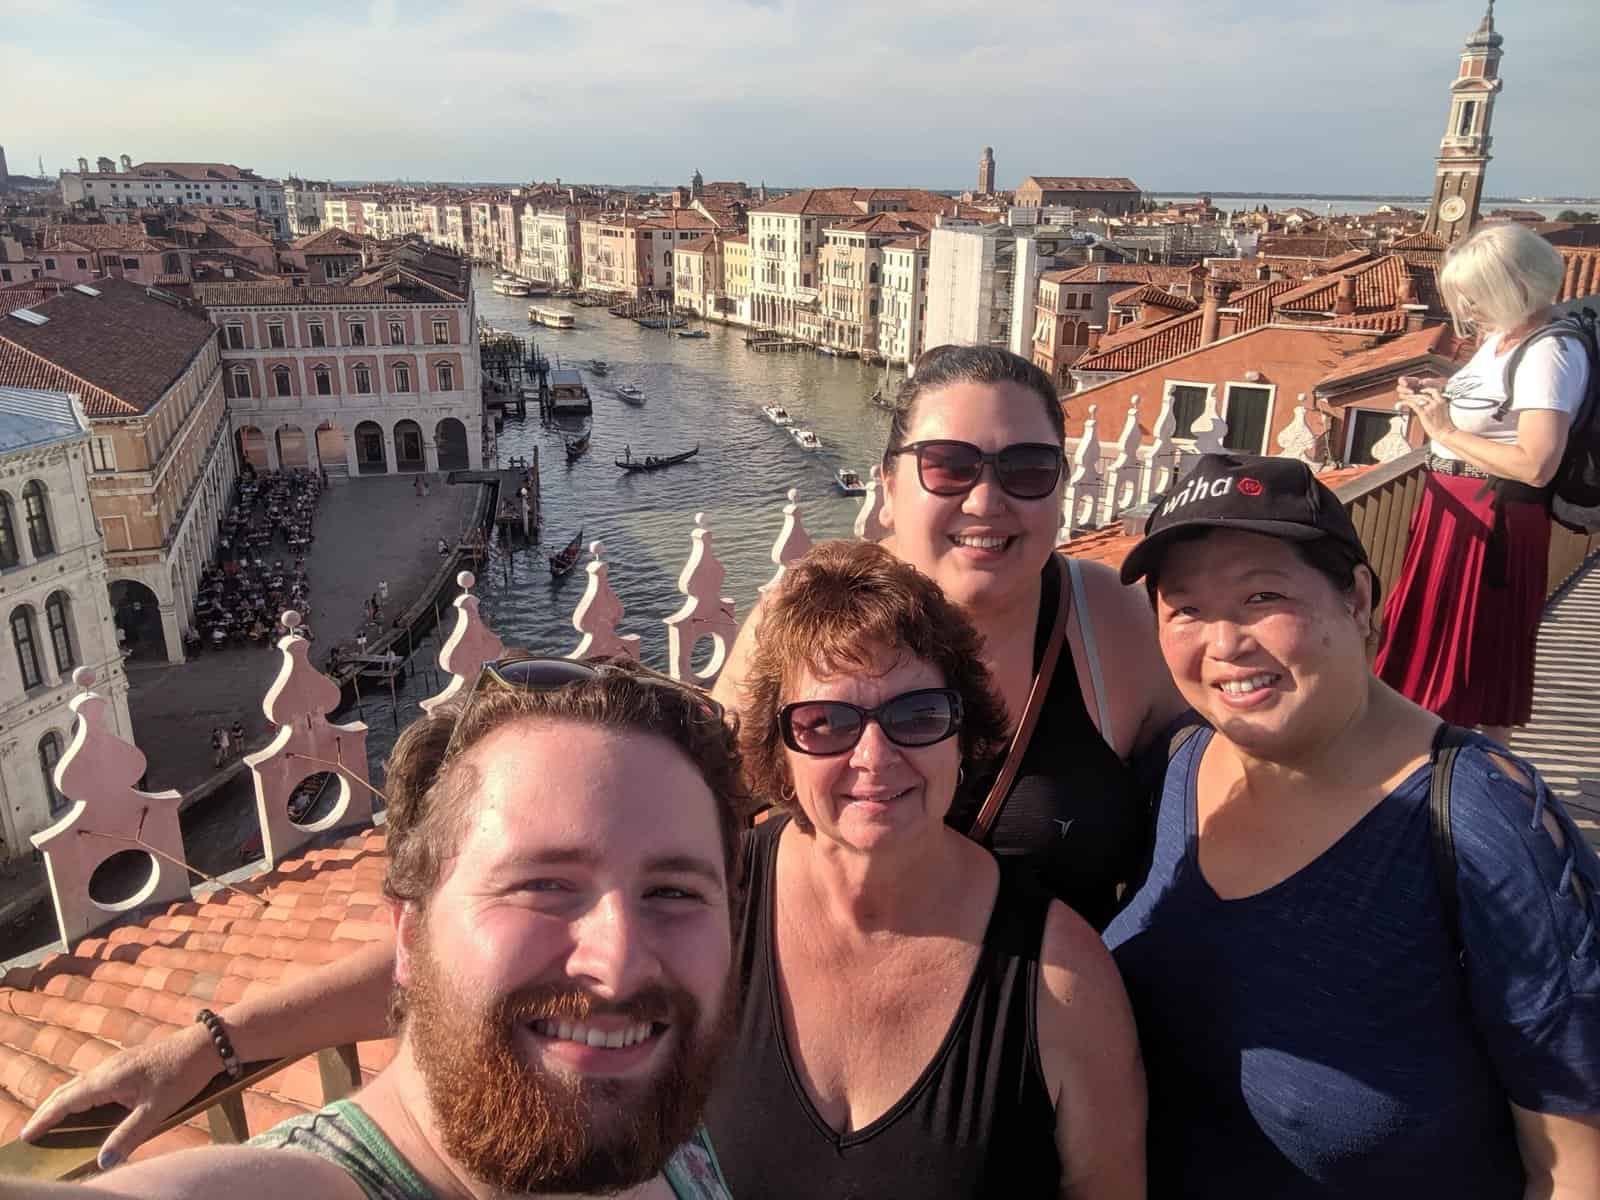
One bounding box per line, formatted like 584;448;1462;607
5;0;1594;197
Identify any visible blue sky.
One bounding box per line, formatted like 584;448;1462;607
4;0;1595;197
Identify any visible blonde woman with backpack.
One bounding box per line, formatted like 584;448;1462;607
1376;221;1592;744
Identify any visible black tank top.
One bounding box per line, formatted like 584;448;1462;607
705;816;1061;1200
947;556;1146;930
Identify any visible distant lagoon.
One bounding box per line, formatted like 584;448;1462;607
1150;195;1594;221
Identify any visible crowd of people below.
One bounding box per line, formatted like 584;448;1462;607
15;223;1600;1199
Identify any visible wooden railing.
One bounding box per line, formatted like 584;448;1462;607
0;1043;362;1182
1333;448;1600;603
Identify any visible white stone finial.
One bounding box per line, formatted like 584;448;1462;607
1101;401;1144;524
570;539;641;661
1276;397;1324;465
1147;388;1182;502
763;486;814;593
246;610;372;866
664;513;739;684
32;677;188;948
853;464;889;541
1187;384;1228;455
71;666;96;690
1062;407;1104;537
421;568;507;712
1370;404;1414;463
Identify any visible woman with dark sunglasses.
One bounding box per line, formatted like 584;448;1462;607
717;345;1186;929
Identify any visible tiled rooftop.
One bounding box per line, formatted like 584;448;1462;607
1022;176;1141;193
0;828;395;1156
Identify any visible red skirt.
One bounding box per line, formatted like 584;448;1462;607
1374;470;1550;727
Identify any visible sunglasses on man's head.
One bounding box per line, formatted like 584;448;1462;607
444;655;724;758
777;688;964;757
890;440;1064;500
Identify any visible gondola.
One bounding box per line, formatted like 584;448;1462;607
590;360;610;375
564;431;591;461
548;527;585;578
615;445;700;473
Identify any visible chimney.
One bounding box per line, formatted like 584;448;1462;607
1200;279;1234;346
119;154;132;173
1107;310;1123;335
1403;303;1429;333
1086;324;1104;353
1396;271;1416;307
1334;273;1357;316
77;156;88;173
1256;263;1272;282
1097;266;1106;282
1217;308;1243;340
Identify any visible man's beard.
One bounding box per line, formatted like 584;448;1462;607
404;936;733;1195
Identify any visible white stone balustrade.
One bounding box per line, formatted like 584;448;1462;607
1276;395;1324;466
31;668;190;948
421;570;506;713
1371;405;1415;463
1101;402;1144;526
1188;384;1229;455
664;513;740;684
1146;390;1184;501
854;464;889;542
1062;406;1104;538
763;488;814;593
570;541;641;661
246;611;373;868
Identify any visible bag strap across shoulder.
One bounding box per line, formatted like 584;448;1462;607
967;555;1071;843
1429;722;1475;963
1493;314;1596;422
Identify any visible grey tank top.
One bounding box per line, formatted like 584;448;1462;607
249;1099;733;1199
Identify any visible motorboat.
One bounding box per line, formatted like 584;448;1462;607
530;306;576;329
835;468;867;495
816;345;838;357
616;384;645;406
616;445;699;473
589;360;610;375
763;404;793;426
791;429;821;451
677;328;709;339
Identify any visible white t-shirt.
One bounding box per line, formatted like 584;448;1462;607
1432;330;1589;459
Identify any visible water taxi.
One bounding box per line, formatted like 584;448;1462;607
530;306;576;330
835;468;867;495
791;429;821;451
616;384;646;406
493;275;533;297
763;404;793;426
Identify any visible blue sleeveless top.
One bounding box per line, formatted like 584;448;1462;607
1104;729;1600;1198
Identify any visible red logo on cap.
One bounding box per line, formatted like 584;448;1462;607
1237;477;1264;496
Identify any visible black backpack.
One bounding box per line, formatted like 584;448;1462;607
1496;306;1600;533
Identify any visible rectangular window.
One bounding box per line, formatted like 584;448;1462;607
437;363;455;390
1347;409;1392;466
350;323;367;346
12;610;42;691
268;323;286;349
90;436;117;472
1223;385;1272;454
47;599;75;672
76;257;88;270
309;322;326;348
1170;385;1208;438
354;365;372;394
231;371;252;399
224;324;245;349
122;257;138;270
432;319;450;344
389;321;405;345
44;258;56;270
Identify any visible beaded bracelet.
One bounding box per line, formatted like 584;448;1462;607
194;1008;243;1080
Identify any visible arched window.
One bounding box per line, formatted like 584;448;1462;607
11;606;43;690
313;366;332;396
394;364;412;394
231;368;251;398
45;591;76;673
39;732;66;816
272;366;293;397
0;492;17;569
22;480;53;557
353;364;372;395
436;363;454;391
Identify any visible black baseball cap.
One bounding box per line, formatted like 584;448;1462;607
1119;453;1371;586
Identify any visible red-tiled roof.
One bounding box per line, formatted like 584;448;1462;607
1391;231;1447;252
1313;324;1457;392
1256;234;1365;259
1041;264;1194;287
753;188;864;216
1022;176;1141;193
291;228;364;255
1071;280;1300;375
1270;254;1438;316
1058;529;1139;568
1558;248;1600;303
1109;284;1198;313
129;162;266;182
0;279;216;417
0;829;395;1154
42;225;167;253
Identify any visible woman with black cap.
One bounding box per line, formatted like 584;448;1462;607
1105;452;1600;1197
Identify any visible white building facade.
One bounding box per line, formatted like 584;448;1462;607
0;387;131;860
60;159;289;236
518;209;584;288
879;237;929;365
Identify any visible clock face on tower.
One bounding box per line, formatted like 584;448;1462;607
1439;195;1467;223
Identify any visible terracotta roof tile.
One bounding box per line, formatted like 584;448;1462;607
1072;280;1299;375
1023;177;1141;193
0;828;396;1142
1109;284;1198;313
1558;248;1600;303
1270;254;1439;316
1313;324;1456;391
1042;264;1194;287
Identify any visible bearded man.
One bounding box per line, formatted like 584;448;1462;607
24;664;740;1200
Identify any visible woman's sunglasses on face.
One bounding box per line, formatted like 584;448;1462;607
890;440;1064;501
778;687;964;756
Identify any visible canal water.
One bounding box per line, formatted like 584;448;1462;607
351;269;898;771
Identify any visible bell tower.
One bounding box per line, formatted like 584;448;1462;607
1424;1;1504;242
977;146;996;197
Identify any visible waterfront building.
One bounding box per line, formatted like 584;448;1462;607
280;228;365;285
819;213;936;355
194;242;482;479
581;211;714;299
468;198;498;263
722;234;752;324
60;158;288;236
495;198;526;272
878;234;929;365
1424;2;1503;241
923;222;1085;358
0;280;237;665
1013;176;1141;217
283;178;335;236
0;385;131;859
518;207;585;288
672;235;724;319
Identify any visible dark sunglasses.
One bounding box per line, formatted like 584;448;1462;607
777;688;964;757
444;655;724;758
889;440;1064;500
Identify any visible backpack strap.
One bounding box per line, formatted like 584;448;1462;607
1428;722;1475;963
1493;315;1592;422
